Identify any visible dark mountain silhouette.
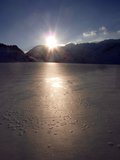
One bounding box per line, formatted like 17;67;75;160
27;45;48;62
0;43;34;62
27;39;120;64
0;39;120;64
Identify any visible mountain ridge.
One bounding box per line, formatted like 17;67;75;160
0;43;34;62
26;39;120;64
0;39;120;64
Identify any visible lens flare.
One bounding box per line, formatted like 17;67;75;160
46;35;57;49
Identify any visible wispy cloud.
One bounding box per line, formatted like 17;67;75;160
79;26;120;44
117;30;120;34
99;26;107;35
83;31;97;37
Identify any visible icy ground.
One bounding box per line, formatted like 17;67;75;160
0;63;120;160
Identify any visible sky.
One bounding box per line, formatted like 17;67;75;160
0;0;120;51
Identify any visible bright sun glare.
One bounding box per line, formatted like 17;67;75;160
46;35;57;49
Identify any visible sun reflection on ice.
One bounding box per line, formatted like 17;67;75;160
46;77;63;88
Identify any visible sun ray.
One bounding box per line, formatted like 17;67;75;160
46;35;57;49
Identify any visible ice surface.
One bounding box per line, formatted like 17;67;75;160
0;62;120;160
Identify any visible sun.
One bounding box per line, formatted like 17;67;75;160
46;35;57;49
